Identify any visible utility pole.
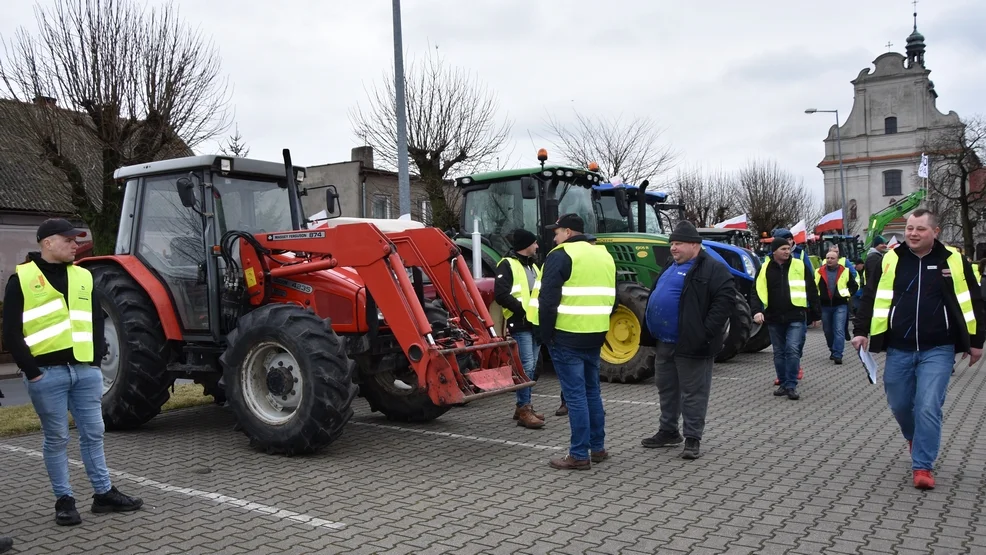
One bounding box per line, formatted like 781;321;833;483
392;0;411;217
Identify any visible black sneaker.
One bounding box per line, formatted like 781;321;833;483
787;389;801;401
829;354;835;360
773;386;789;396
834;358;843;365
92;486;143;514
641;430;684;448
681;438;702;460
55;495;82;526
0;535;13;554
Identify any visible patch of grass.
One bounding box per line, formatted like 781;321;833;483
0;383;216;438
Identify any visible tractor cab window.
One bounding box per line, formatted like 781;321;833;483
213;176;293;235
631;201;664;234
556;184;597;235
462;180;539;254
136;174;209;330
595;196;628;233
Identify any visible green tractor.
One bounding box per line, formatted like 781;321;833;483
453;154;754;383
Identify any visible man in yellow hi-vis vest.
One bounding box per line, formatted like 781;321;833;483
494;228;545;429
751;236;820;401
2;219;143;526
852;209;985;491
538;213;616;470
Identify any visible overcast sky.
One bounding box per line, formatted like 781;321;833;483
3;0;984;202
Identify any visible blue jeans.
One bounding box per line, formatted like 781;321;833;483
768;321;806;390
548;344;605;460
24;364;112;499
513;331;541;407
821;305;848;359
884;346;955;470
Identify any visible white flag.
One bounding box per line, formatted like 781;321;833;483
918;153;929;178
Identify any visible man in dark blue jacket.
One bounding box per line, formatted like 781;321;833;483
640;221;736;459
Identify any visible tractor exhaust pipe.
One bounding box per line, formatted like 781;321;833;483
637;179;649;233
471;217;482;279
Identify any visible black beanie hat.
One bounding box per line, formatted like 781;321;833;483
668;220;703;243
770;236;789;252
508;229;538;251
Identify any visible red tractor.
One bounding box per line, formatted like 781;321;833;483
78;150;530;455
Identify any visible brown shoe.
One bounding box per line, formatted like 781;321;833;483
513;406;545;421
515;405;545;429
590;450;609;463
555;402;568;416
549;454;590;470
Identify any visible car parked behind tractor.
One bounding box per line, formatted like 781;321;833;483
78;151;529;455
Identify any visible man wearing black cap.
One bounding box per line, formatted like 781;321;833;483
494;228;546;429
640;221;736;459
752;236;820;400
2;218;143;526
539;213;616;470
770;228;815;385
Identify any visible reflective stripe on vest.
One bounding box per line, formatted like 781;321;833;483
756;258;807;308
16;261;95;361
818;265;851;299
872;248;977;336
501;257;542;326
541;241;616;333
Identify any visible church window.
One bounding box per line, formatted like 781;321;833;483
885;117;898;134
883;170;902;196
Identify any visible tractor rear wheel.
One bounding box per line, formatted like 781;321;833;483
220;304;357;455
91;264;174;430
743;324;772;353
714;291;754;363
356;300;451;422
600;282;656;383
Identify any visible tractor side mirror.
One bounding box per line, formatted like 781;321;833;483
614;187;629;217
176;178;196;208
520;176;537;200
325;185;341;218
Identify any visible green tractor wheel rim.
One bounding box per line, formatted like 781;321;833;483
602;306;641;364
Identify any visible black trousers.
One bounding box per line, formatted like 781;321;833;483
654;341;714;440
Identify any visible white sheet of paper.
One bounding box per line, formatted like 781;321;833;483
857;348;879;384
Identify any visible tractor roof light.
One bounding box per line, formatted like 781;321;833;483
587;161;599;172
555;169;564;176
219;158;232;174
296;169;306;182
564;170;573;178
542;170;552;177
537;148;548;162
461;177;472;185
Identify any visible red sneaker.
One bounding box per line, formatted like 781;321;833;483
798;367;804;380
913;470;935;490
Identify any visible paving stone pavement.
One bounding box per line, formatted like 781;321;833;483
2;327;985;554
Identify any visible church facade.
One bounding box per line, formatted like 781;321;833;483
816;15;960;241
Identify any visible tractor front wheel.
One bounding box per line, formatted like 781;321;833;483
600;282;656;383
220;304;357;455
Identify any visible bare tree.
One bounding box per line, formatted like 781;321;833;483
924;117;986;253
544;111;676;185
667;166;737;227
350;50;511;231
736;159;817;236
0;0;231;253
219;123;250;158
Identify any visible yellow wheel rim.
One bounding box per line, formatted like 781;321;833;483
601;306;640;364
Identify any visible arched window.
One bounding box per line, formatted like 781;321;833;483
883;170;902;196
885;117;898;134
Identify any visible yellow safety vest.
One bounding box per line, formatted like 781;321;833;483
538;241;616;333
947;246;983;283
872;248;976;336
756;258;808;308
16;261;94;361
817;265;851;299
500;257;542;326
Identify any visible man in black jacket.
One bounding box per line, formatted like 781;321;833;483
2;219;143;526
640;221;736;459
817;250;859;364
752;237;820;400
493;228;545;429
852;210;985;490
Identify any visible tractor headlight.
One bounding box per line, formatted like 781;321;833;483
742;253;756;278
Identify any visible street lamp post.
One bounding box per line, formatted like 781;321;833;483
393;0;411;218
806;108;848;237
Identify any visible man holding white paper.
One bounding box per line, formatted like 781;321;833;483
852;209;985;490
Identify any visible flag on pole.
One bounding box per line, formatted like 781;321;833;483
918;153;930;178
887;236;900;248
713;213;748;229
790;220;807;244
815;209;843;234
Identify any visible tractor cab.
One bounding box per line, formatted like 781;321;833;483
809;233;863;263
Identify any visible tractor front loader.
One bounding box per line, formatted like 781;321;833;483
80;151;530;456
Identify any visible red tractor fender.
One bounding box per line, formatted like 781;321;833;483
76;255;184;341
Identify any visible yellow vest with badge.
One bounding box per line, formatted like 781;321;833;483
872;248;976;336
500;257;542;326
756;258;808;308
16;261;94;361
536;241;616;333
